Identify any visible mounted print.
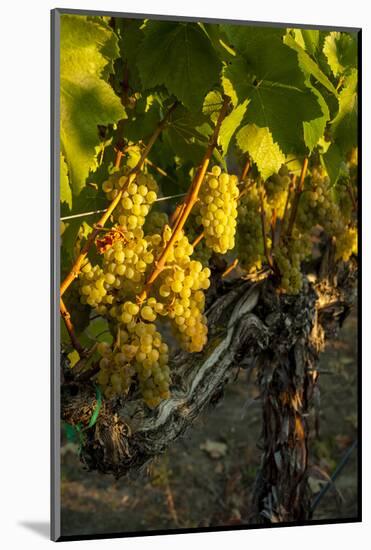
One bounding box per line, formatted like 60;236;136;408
51;8;361;542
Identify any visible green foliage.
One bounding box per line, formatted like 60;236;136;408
222;26;322;153
218;101;249;154
331;69;358;154
236;124;285;179
303;83;330;152
60;153;72;215
321;143;344;185
60;15;125;197
284;34;338;97
323;32;357;77
137;22;221;111
301;29;320;56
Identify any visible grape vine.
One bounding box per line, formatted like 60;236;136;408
59;14;358;482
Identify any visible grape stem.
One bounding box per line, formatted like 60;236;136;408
222;258;239;278
192;231;205;248
240;156;250;182
259;182;274;271
280;174;296;240
60;101;178;299
137;95;231;303
60;298;85;356
169;202;186;229
285;157;309;238
345;180;357;212
144;157;178;185
271;207;277;249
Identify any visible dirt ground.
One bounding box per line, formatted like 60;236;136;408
60;309;358;537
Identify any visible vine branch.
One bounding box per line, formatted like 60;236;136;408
259;183;274;271
240;156;250;182
60;102;178;299
286;157;309;238
60;298;85;355
137;95;231;302
192;231;205;248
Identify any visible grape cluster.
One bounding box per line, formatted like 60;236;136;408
79;262;110;308
236;183;265;273
297;168;343;236
265;165;291;217
96;320;170;407
79;215;210;404
102;171;158;230
144;210;169;235
155;231;210;352
198;166;239;254
79;227;155;313
297;167;357;262
335;226;357;262
273;230;311;294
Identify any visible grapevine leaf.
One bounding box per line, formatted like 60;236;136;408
115;18;144;92
136;22;221;111
321;143;343;185
60;152;72;215
301;29;320;56
236;124;285;180
86;317;113;344
219;100;249;154
124;100;162;142
284;34;338;97
330;69;358;154
60;15;125;197
303;84;330;152
222;26;321;153
203;91;223;123
323;32;357;77
221;75;238;107
164;128;205;165
200;23;235;63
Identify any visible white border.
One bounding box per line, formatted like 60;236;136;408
0;1;369;548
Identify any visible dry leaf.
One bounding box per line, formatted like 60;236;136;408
200;439;227;459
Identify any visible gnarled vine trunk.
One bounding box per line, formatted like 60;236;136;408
61;256;357;522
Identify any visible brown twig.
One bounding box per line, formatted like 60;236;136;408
114;148;124;169
192;231;205;248
145;158;178;185
60;298;85;356
137;96;231;302
222;258;239;278
240;156;250;182
345;180;357;212
271;208;277;249
238;178;256;200
165;480;180;526
282;174;296;230
170;203;186;229
60;102;178;298
286;157;309;238
259;183;274;271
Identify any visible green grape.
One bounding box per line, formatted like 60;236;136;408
273;230;311;294
198;166;239;254
96;319;170;406
335;226;358;261
144;210;169;235
102;170;158;230
265;165;291;217
236;183;265;273
297;166;357;262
